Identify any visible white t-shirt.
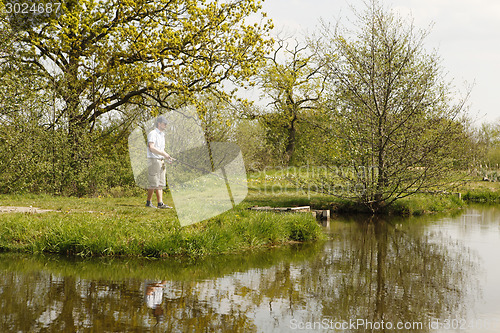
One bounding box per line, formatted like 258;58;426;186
147;128;165;159
145;287;164;309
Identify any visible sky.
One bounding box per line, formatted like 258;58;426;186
258;0;500;125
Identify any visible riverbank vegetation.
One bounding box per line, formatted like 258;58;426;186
0;241;324;281
0;194;325;257
0;174;499;258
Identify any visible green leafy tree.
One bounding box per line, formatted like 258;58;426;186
477;123;500;166
1;0;272;194
258;38;328;166
0;17;56;192
314;0;473;212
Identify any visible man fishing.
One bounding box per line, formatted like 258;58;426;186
146;115;175;209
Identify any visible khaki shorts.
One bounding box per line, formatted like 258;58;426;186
147;158;166;189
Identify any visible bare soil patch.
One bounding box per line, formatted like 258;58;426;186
0;206;54;214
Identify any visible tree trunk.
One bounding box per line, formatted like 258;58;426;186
374;117;386;212
284;118;297;166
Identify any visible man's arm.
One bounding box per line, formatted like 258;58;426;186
148;142;174;161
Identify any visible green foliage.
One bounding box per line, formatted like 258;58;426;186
234;107;337;170
0;109;136;195
390;194;465;216
257;38;328;166
474;122;500;167
0;0;273;195
462;189;500;203
235;119;278;170
9;0;272;105
245;168;470;217
0;196;325;257
486;147;500;167
313;0;473;212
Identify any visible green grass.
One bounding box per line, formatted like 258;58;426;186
245;180;467;217
456;180;500;203
2;172;499;259
462;189;500;203
0;194;325;258
246;169;500;216
389;194;466;216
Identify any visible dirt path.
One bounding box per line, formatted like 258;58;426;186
0;206;54;214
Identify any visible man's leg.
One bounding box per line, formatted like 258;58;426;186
156;189;163;204
146;188;156;208
156;189;171;208
147;189;154;201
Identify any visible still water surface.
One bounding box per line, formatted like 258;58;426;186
1;205;500;332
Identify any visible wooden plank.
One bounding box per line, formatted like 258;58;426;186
249;206;311;212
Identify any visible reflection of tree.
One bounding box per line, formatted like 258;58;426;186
0;218;480;332
0;244;321;332
235;216;479;332
0;273;82;332
313;217;479;332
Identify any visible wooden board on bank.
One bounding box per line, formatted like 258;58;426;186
249;206;311;213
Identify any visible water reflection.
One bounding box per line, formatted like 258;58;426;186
316;217;480;332
1;207;496;332
145;280;168;325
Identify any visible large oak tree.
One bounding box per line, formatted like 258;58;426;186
6;0;272;125
1;0;272;192
258;38;328;166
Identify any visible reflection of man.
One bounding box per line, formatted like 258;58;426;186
144;280;167;325
146;115;174;209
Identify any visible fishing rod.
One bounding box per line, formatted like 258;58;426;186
164;144;271;197
167;155;249;191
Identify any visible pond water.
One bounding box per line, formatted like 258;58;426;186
1;205;500;332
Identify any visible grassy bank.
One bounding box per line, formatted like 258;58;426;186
245;168;500;215
2;175;499;258
246;191;467;216
0;195;325;258
458;179;500;203
462;190;500;203
388;194;466;216
245;168;470;215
